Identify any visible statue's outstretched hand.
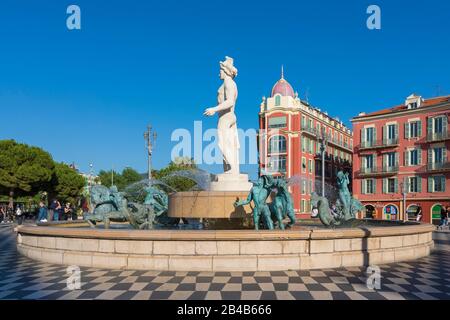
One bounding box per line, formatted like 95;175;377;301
234;201;242;208
204;108;216;116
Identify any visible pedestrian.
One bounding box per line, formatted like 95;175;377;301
15;205;23;225
0;206;6;223
416;206;423;222
49;199;57;221
446;205;450;227
64;203;75;221
53;200;62;221
36;201;48;223
439;205;448;229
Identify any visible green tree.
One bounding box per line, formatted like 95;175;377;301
153;157;198;192
98;167;143;191
0;140;55;207
51;162;86;204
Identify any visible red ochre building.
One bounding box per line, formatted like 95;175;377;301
258;69;353;218
352;94;450;224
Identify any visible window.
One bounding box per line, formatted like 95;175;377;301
308;159;313;174
302;157;306;173
429;176;446;193
383;178;397;194
301;180;306;194
409;102;418;109
385;152;397;169
305;138;310;154
301;116;306;128
310;140;314;154
268;156;286;173
433;117;444;134
302;137;306;152
268;116;286;129
384;205;398;221
309;179;313;193
268;135;286;154
433;147;444;163
363;127;375;147
409;177;421;193
309;119;313;129
363;179;375;194
384;124;398;145
301;200;306;213
406;121;421;138
406;149;420;166
275;95;281;106
364;154;374;171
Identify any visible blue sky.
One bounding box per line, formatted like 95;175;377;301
1;0;449;180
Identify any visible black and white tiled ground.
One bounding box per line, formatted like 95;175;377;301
1;226;449;300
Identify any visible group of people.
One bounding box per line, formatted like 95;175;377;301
0;204;26;224
37;200;77;223
439;205;450;229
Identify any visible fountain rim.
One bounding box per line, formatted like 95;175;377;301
16;223;435;241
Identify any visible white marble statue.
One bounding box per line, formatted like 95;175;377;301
203;57;251;191
203;56;240;175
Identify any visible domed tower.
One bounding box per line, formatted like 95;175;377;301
271;66;295;98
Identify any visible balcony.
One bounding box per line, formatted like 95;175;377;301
427;131;449;143
357;138;399;151
356;165;399;177
428;162;450;173
301;124;318;137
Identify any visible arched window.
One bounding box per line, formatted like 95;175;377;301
406;204;421;221
365;205;376;219
383;204;398;221
275;95;281;106
269;135;287;154
431;204;443;225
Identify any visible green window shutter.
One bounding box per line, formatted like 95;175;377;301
418;120;422;137
428;177;433;193
427;118;433;135
428;149;433;165
405;122;410;139
361;180;366;194
373;179;377;193
383;125;387;142
382;178;387;194
394;178;398;193
418;148;422;165
417;177;422;193
361;128;365;144
442;176;446;192
395;124;399;140
405;151;409;166
373;127;377;142
443;147;447;163
443;116;448;135
395;152;399;167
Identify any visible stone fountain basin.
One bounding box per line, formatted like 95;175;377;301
16;223;434;271
168;191;253;218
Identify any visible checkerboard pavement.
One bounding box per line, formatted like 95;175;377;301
1;226;450;300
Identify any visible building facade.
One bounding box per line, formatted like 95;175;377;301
352;94;450;224
258;70;353;218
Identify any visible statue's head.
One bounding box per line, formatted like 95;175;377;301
219;56;238;80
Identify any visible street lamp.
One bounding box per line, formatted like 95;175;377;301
144;125;157;180
318;128;329;197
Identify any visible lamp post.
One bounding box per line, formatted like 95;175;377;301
318;128;329;197
401;178;409;222
144;125;157;180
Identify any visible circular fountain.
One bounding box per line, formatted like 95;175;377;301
16;57;434;271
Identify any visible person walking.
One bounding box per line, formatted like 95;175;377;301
0;206;6;223
439;205;448;229
15;205;23;225
446;205;450;227
64;203;74;221
37;202;48;223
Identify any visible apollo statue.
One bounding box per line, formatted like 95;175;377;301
203;56;240;175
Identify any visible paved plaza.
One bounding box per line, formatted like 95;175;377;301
0;225;449;300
